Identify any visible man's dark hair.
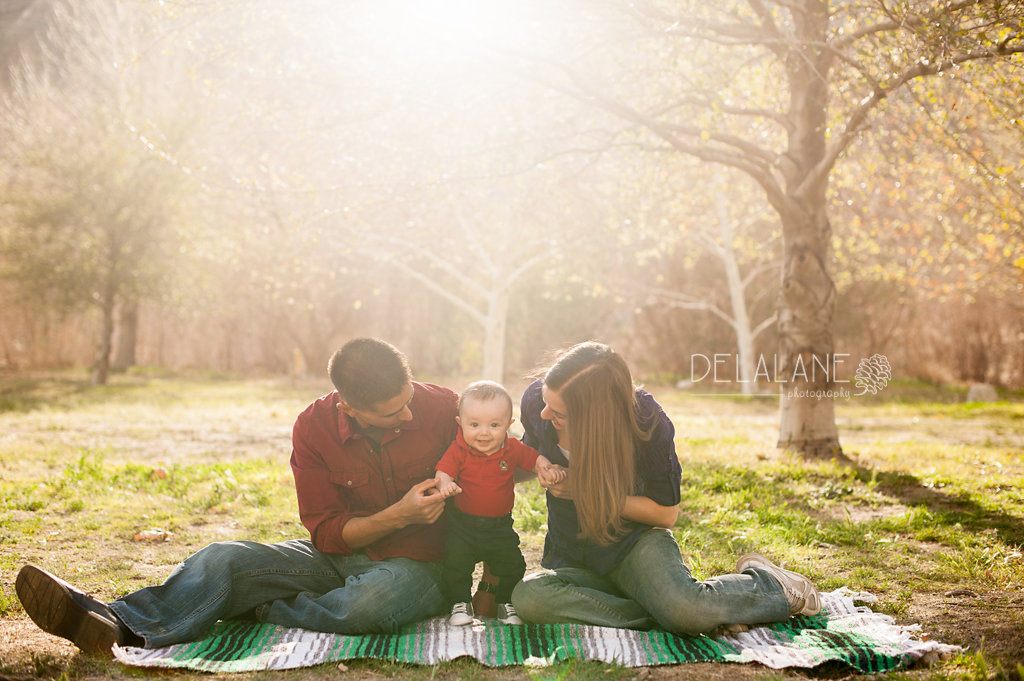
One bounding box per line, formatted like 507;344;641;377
328;338;412;410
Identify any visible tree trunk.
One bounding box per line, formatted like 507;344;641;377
303;308;334;378
715;191;756;395
482;285;510;383
771;0;843;458
91;285;116;385
774;210;842;457
733;310;756;395
223;319;236;373
111;298;138;371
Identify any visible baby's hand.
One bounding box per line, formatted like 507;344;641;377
536;462;567;486
546;465;567;484
435;477;462;498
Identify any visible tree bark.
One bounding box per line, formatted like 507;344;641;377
775;212;841;456
91;284;116;385
111;298;138;371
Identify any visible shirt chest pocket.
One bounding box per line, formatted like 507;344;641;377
388;441;446;484
401;458;437;484
329;470;374;507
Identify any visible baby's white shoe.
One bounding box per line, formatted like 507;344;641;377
449;602;474;626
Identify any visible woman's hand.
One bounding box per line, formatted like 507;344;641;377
536;461;567;486
539;472;572;499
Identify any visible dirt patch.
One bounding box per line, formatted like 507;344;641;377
801;501;911;524
908;589;1024;671
0;620;76;678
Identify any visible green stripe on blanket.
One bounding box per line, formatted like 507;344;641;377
113;589;959;673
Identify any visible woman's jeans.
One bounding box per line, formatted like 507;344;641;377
108;539;445;648
511;529;791;635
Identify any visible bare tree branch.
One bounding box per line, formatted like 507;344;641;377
661;120;782;168
746;0;781;38
713;102;793;132
642;286;738;330
833;0;984;49
630;0;772;42
805;39;1024;194
365;234;490;300
541;63;792;207
751;311;778;339
741;259;782;289
506;246;564;286
732;206;772;236
455;208;498;280
362;249;487;326
692;229;727;257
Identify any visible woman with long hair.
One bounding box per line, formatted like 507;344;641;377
511;341;820;635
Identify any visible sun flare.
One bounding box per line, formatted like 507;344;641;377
336;0;539;67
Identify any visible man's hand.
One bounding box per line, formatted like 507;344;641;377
433;471;462;498
394;478;447;526
340;478;447;549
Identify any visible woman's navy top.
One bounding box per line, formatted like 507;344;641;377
519;379;681;575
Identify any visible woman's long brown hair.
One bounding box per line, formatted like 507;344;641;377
544;342;653;546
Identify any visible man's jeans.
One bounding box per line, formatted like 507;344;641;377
108;540;445;648
511;528;791;635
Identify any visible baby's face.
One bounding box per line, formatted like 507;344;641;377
457;397;513;456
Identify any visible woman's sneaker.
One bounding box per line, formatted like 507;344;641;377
736;553;821;617
495;603;522;625
449;602;474;626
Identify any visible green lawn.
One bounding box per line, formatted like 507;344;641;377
1;373;1022;680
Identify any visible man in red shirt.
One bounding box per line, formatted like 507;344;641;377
15;338;458;654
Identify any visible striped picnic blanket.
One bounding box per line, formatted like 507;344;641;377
113;589;958;673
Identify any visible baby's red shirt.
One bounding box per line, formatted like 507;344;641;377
435;429;540;517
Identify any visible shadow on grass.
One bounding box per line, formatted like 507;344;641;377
0;374;141;413
850;463;1024;547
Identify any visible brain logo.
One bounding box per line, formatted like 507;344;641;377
854;354;891;396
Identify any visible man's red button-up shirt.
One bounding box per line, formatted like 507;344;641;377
290;381;458;562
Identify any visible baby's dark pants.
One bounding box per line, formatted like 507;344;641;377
441;506;526;606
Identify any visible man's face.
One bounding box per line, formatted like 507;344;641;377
338;383;415;429
456;396;513;456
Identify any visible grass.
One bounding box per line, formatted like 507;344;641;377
1;371;1023;680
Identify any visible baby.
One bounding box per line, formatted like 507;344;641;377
434;380;565;626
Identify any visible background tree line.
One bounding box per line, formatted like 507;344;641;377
0;0;1021;452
